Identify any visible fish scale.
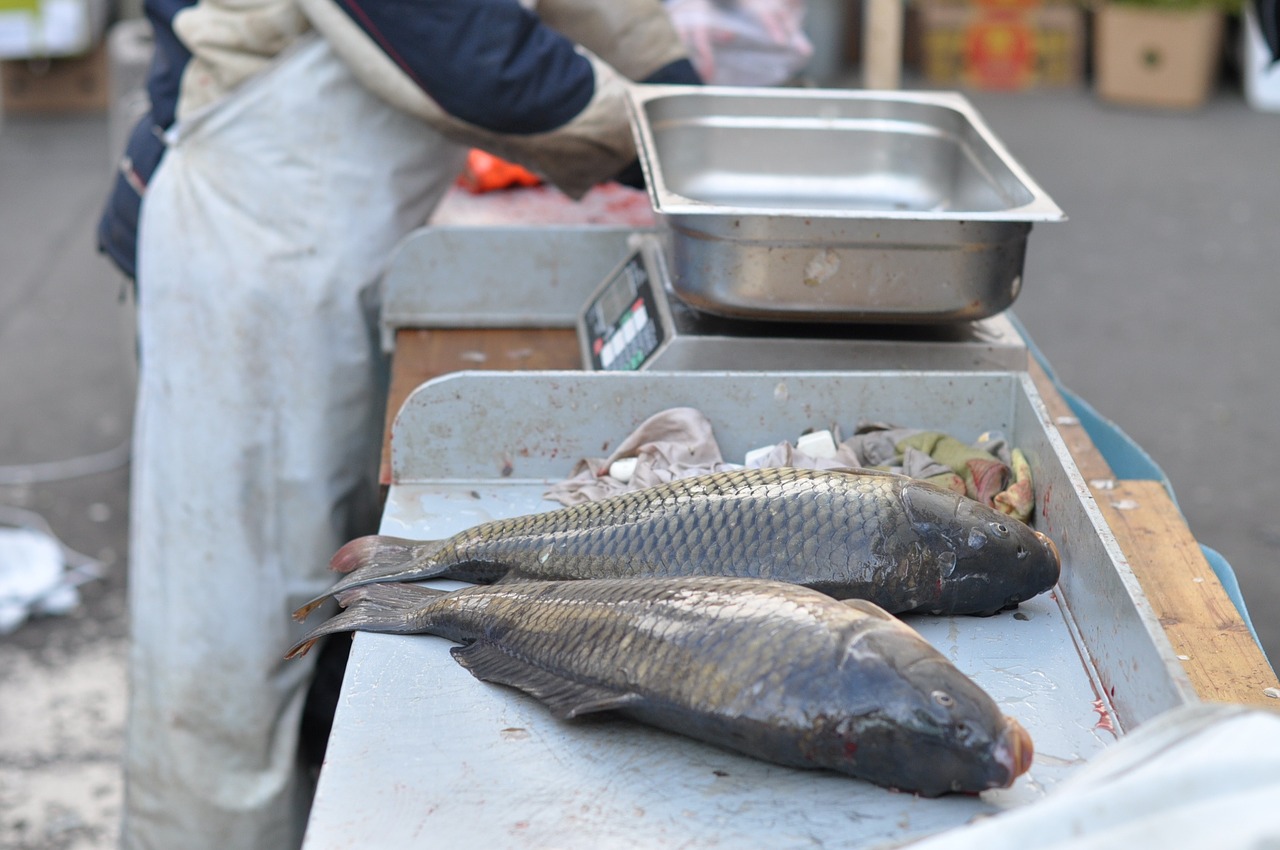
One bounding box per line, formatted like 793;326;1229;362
294;467;1061;621
286;576;1034;796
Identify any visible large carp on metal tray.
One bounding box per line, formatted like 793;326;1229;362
293;467;1060;621
286;576;1034;796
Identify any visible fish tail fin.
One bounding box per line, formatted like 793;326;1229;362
285;582;446;660
329;535;425;574
292;535;448;622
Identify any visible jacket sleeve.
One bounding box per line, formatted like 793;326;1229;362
296;0;695;198
530;0;689;82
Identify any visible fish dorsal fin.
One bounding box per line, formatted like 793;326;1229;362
828;466;908;481
840;598;896;620
450;641;642;720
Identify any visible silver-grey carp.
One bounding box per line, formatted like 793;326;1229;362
286;576;1034;796
295;467;1059;622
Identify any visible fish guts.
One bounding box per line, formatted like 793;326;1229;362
287;577;1033;796
294;467;1059;622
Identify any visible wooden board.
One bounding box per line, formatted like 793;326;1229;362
1027;359;1114;484
385;329;1279;706
1028;361;1279;705
1094;480;1279;707
381;328;579;486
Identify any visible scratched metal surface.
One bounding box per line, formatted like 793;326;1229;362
303;371;1194;850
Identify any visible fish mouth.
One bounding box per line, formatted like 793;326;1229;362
1034;531;1061;573
992;716;1034;787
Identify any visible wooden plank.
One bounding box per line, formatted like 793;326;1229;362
863;0;904;90
381;328;580;486
1027;359;1114;484
1030;363;1278;701
1094;480;1280;706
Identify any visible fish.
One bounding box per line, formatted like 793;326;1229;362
293;467;1059;622
286;576;1034;796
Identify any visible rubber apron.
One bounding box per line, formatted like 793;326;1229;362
125;35;466;850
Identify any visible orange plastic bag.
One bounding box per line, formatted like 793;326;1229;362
456;149;543;193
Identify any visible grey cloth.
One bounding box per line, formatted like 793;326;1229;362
544;410;948;505
544;409;1031;523
543;408;735;505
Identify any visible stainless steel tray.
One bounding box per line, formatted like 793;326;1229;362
627;86;1065;323
304;371;1194;850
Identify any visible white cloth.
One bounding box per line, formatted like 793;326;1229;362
126;35;466;850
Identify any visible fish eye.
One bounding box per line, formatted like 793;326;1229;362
931;690;955;708
988;522;1010;539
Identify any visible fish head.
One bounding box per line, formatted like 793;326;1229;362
900;481;1061;614
828;620;1033;796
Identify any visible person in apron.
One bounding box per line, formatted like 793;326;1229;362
97;2;699;848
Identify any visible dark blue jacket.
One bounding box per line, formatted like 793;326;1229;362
98;0;697;278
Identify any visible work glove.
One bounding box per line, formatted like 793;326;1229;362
612;57;702;190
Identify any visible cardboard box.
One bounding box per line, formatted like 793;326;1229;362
917;0;1085;90
1;36;108;112
1094;5;1224;110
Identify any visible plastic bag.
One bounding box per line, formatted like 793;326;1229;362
665;0;812;86
905;703;1280;850
456;149;543;194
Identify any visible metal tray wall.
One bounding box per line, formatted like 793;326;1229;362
626;86;1065;323
386;370;1194;727
379;226;646;343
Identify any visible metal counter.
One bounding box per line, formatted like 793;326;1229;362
302;370;1194;850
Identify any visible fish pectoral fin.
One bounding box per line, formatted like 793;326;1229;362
450;641;642;721
839;598;896;620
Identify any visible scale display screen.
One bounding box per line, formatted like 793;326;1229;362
582;249;665;371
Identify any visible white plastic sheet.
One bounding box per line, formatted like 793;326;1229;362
0;506;100;634
905;703;1280;850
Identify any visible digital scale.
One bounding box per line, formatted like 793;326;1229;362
576;234;1028;374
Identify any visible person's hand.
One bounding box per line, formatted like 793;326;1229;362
738;0;807;49
665;0;723;83
665;0;812;84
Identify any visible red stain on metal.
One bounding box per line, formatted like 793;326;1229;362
1092;698;1114;733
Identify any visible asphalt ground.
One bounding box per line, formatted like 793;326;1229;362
1;73;1278;849
1;112;132;848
